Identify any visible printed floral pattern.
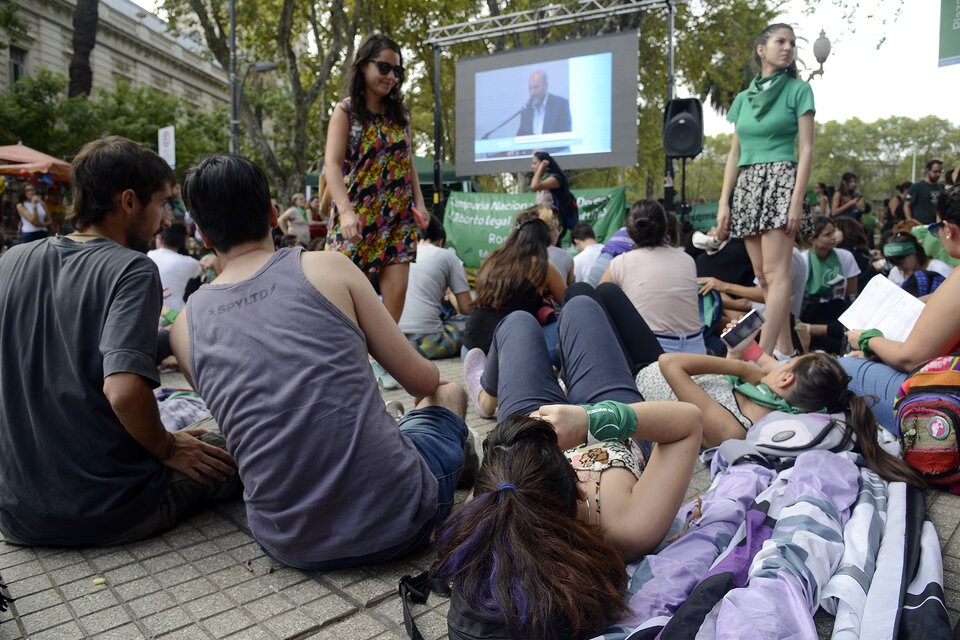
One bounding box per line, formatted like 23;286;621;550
731;161;813;239
326;100;417;274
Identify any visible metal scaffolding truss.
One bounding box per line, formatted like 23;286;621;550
426;0;682;47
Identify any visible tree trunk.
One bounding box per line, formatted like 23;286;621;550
68;0;99;97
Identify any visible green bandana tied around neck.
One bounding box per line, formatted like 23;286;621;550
724;375;817;414
883;242;917;257
805;249;844;298
297;206;308;221
745;70;789;120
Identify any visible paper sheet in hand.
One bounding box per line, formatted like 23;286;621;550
838;274;925;342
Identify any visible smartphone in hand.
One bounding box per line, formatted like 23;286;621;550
720;308;765;349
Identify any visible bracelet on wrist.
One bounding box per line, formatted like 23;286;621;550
858;328;884;358
582;400;638;442
157;432;176;461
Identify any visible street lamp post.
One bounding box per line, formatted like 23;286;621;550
229;60;278;155
807;30;831;82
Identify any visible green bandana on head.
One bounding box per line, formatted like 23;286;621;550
724;375;826;414
883;242;917;258
745;70;789;120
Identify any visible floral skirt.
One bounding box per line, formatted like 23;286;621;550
731;161;813;239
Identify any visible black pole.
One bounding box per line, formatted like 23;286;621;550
663;0;675;212
432;44;444;221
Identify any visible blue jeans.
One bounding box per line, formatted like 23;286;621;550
655;331;707;355
256;406;467;570
838;356;907;435
480;295;652;457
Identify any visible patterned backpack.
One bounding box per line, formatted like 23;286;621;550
895;354;960;490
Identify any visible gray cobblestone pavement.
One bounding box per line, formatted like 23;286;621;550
1;356;958;638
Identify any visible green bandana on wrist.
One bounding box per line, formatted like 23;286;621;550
582;401;638;442
882;242;917;258
745;70;789;120
858;328;884;358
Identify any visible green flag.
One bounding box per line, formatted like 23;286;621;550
941;0;960;67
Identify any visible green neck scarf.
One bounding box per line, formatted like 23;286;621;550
724;375;804;414
805;249;843;298
745;70;789;120
296;206;308;221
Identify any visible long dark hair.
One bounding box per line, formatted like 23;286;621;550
937;184;960;224
475;213;551;311
833;217;870;254
433;416;628;640
753;23;798;79
787;353;926;488
345;34;408;127
839;172;858;198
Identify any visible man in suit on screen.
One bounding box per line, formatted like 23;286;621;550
516;70;572;136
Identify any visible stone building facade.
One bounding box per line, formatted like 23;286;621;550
0;0;227;110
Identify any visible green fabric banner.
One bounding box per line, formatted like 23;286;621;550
686;201;720;233
443;187;628;269
942;0;960;67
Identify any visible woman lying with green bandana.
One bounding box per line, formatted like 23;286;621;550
798;215;860;353
636;341;922;488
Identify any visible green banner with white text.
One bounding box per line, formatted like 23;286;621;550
942;0;960;66
443;187;628;269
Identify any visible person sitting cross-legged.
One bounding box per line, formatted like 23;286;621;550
170;153;469;570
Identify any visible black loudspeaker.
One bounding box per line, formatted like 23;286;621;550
662;98;704;159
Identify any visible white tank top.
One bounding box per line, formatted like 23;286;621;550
20;202;47;233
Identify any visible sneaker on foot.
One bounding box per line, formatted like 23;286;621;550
463;348;492;419
371;360;400;390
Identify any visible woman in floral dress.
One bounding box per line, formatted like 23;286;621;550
324;33;427;323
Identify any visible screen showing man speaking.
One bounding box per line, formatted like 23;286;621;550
455;32;638;175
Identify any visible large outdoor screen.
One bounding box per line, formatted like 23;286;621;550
455;31;639;176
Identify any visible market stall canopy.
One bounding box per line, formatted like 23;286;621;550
0;143;71;183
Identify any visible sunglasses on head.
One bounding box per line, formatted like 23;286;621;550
928;220;951;239
368;59;403;80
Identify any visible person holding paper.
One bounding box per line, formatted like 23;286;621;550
842;186;960;433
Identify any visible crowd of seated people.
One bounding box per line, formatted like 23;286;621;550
3;137;960;638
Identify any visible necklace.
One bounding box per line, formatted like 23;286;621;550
68;232;104;238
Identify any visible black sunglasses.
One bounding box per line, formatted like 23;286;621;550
369;59;403;80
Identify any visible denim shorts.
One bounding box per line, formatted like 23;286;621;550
256;405;468;571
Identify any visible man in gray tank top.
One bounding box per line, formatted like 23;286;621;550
171;154;469;570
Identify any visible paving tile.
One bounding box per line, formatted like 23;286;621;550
78;605;132;635
341;577;395;607
1;559;44;582
197;520;238;539
212;531;251;552
224;578;274;605
164;528;207;550
200;608;257;638
155;565;202;589
101;563;148;586
0;622;26;640
11;589;64;616
89;551;136;573
141;552;186;574
277;580;323;605
183;591;233;620
28;620;84;640
264;565;307;589
69;587;119;618
181;542;222;562
6;573;54;598
127;590;177;618
0;546;38;567
207;566;255;590
316;614;389;640
41;551;86;568
113;576;162;601
263;607;322;637
48;561;98;586
224;542;262;563
239;592;294;619
143;607;194;636
299;593;358;625
126;538;174;561
193;552;235;575
20;603;73;633
170;577;219;604
90;622;146;639
412;605;449;640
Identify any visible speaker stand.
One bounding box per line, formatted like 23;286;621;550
677;157;691;220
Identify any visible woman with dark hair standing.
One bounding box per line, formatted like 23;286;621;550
530;151;577;243
831;172;866;220
812;182;830;217
324;33;427;323
716;23;815;359
17;184;50;243
601;199;704;354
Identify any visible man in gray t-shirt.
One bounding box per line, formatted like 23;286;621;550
905;159;945;224
398;218;473;358
0;136;237;546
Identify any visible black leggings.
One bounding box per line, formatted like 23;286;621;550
563;282;664;376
